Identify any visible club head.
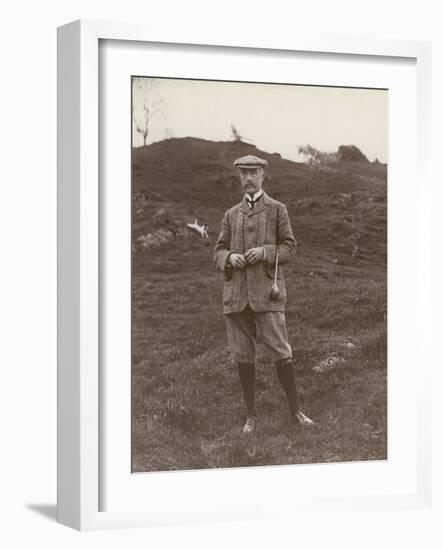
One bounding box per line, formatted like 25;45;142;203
270;284;280;301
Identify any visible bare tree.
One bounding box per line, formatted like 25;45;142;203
132;77;163;146
231;124;242;142
230;123;254;145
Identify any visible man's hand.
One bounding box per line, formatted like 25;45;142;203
244;247;266;265
229;253;247;269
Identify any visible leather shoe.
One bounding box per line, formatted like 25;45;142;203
293;411;315;427
242;415;258;434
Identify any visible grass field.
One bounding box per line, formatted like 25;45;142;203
131;138;387;472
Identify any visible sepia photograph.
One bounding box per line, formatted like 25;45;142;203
131;76;388;472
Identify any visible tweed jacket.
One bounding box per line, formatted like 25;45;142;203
213;191;297;314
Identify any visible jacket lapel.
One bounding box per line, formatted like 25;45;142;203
237;191;269;251
249;198;266;216
256;192;269;244
239;195;250;215
234;206;245;253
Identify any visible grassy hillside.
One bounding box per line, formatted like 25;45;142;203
131;137;387;472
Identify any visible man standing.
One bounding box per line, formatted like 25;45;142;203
214;155;314;433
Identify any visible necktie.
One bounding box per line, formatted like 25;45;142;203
246;194;261;209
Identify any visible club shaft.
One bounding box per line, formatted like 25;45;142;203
274;249;279;285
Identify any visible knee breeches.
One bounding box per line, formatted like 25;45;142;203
224;304;292;364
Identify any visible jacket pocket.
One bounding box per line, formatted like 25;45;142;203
223;281;234;305
224;265;233;281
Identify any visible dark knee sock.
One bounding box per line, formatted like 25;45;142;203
237;362;257;417
275;361;299;418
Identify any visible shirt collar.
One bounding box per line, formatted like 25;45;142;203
245;189;263;203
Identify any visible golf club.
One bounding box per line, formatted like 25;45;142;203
270;248;280;300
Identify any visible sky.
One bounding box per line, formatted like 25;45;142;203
132;77;388;163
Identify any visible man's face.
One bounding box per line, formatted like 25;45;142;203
238;167;265;195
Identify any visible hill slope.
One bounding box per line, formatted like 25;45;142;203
132;137;387;266
131;137;387;472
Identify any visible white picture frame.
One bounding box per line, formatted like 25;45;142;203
57;19;432;531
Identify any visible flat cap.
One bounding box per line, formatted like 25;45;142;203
233;155;268;169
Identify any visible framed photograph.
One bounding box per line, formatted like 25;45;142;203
57;19;432;530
